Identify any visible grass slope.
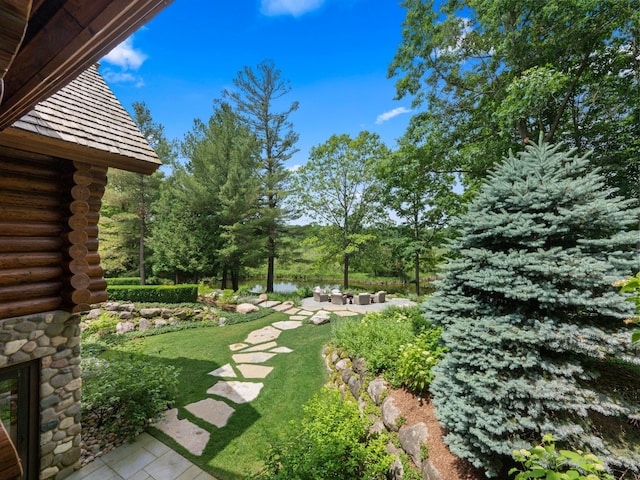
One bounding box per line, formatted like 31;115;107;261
108;313;335;479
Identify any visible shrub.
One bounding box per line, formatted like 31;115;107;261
106;277;141;285
255;387;392;480
82;355;180;437
510;434;614;480
82;312;120;336
426;139;640;476
332;307;416;373
619;272;640;345
107;284;198;303
393;327;447;393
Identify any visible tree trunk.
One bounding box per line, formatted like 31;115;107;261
139;218;146;285
415;251;420;296
231;268;239;292
343;253;349;290
221;268;228;290
266;230;275;293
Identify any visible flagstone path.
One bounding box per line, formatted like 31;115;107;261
154;296;416;456
155;300;360;456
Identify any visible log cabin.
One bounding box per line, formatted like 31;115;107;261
0;1;172;478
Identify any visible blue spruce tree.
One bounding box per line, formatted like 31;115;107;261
426;139;640;477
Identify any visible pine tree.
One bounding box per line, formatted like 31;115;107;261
426;139;640;476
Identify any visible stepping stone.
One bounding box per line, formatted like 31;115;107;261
155;409;210;456
245;326;282;344
208;363;237;377
289;315;307;321
207;381;264;403
272;301;295;312
297;310;314;316
333;310;359;317
241;341;278;352
272;320;302;330
258;300;281;308
232;352;275;364
283;308;300;315
186;399;235;428
270;346;292;353
229;343;248;351
236;364;274;378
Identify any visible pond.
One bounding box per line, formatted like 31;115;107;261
238;279;422;296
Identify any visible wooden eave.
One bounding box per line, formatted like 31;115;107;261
0;0;172;131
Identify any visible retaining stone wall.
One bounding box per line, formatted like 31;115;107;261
0;310;82;479
322;346;442;480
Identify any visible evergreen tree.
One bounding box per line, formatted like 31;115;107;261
425;139;640;476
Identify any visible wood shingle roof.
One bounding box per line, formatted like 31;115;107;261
0;65;161;174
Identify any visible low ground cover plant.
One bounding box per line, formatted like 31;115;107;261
331;305;446;392
253;387;392;480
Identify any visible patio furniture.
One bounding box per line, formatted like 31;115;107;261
353;293;370;305
313;291;329;302
373;291;386;303
331;293;346;305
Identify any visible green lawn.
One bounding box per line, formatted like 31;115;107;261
107;313;336;479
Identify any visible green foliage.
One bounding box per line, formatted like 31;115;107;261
395;327;447;393
82;312;120;337
510;434;614;480
81;356;180;437
107;284;198;303
332;307;417;373
254;387;392;480
426;139;640;476
106;277;141;285
619;273;640;344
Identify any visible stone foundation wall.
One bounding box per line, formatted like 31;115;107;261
0;310;82;479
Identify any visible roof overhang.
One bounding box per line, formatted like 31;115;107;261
0;0;172;131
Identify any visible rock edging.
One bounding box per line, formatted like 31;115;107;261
323;346;442;480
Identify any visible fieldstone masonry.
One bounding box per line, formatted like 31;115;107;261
0;310;82;480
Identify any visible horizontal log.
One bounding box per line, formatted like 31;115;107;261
85;238;99;252
69;200;89;215
0;205;64;222
72;170;93;187
63;288;92;305
89;290;108;304
86;211;100;225
70;185;90;201
0;222;64;237
87;197;102;210
68;273;90;290
86;264;103;279
68;214;88;231
89;277;107;291
0;175;62;194
0;252;63;269
0;190;61;208
68;259;89;275
66;244;88;260
0;281;62;303
0;296;63;320
89;187;105;200
71;303;91;313
85;225;98;238
0;156;60;179
0;237;63;253
0;266;63;285
62;230;88;246
85;252;100;265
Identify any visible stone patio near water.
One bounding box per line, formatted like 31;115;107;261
207;380;264;403
186;399;235;428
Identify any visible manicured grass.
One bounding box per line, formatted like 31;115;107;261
106;312;336;479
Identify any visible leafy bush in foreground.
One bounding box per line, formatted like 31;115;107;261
82;356;179;437
254;387;392;480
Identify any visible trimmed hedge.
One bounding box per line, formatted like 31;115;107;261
106;277;141;286
107;285;198;303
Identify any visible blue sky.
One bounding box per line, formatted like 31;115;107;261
99;0;413;170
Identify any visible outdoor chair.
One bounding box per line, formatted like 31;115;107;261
331;292;346;305
353;293;370;305
373;291;386;303
313;291;329;302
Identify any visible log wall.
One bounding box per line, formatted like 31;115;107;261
0;146;107;320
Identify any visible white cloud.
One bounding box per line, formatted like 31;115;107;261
102;37;147;70
102;70;145;87
287;164;302;172
260;0;324;17
375;107;411;124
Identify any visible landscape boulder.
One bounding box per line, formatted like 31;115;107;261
236;303;259;314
